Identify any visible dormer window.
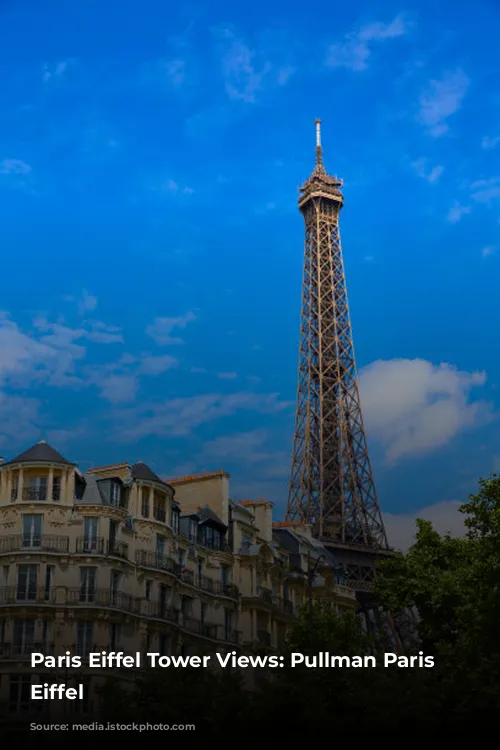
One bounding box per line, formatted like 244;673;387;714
189;519;197;543
171;507;180;535
110;482;121;507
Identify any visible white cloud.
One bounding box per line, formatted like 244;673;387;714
326;15;410;71
481;135;500;150
78;290;98;315
113;392;291;440
96;374;138;404
0;159;31;175
157;179;194;196
447;203;471;223
42;60;71;83
0;391;41;448
418;69;470;136
482;246;496;258
138;355;178;375
217;371;237;380
470;176;500;203
0;314;84;389
146;312;196;345
358;358;493;462
213;27;293;103
411;158;444;183
384;501;465;552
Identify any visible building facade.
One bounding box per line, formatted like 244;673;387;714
0;441;356;719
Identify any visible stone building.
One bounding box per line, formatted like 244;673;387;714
0;441;356;718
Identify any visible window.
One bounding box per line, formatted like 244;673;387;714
109;623;120;649
9;675;31;713
242;534;252;550
200;603;206;625
41;620;48;648
178;549;186;569
11;477;18;502
189;520;197;542
52;476;61;501
76;621;93;657
221;566;229;585
13;620;35;656
141;492;149;518
224;609;234;639
171;507;179;535
145;580;152;600
160;634;170;655
109;520;118;552
110;482;121;507
22;514;43;548
156;535;166;559
202;526;213;547
197;558;203;580
83;517;99;550
25;477;47;502
159;584;170;616
44;566;54;601
181;597;192;618
154;498;166;523
80;568;96;603
110;571;120;604
16;565;37;601
3;566;9;586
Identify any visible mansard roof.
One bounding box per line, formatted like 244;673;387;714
5;440;73;466
131;461;170;487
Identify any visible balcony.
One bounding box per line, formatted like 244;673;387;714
75;538;129;559
198;577;239;599
65;588;139;613
179;569;195;586
135;549;179;575
182;616;218;639
0;586;55;605
0;641;54;657
0;535;69;554
272;596;295;615
181;617;240;643
153;507;166;523
144;600;179;624
256;586;273;604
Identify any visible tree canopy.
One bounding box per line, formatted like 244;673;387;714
98;474;500;737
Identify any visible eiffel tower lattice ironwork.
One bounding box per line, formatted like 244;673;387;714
286;120;391;589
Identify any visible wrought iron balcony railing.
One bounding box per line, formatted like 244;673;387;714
143;600;179;624
65;588;139;613
0;641;54;657
135;549;179;575
256;586;273;604
0;535;69;554
272;596;295;614
75;537;129;559
197;577;239;599
0;586;55;605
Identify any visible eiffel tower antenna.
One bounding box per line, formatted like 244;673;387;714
286;120;391;590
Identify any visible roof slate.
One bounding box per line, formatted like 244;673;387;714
6;441;72;466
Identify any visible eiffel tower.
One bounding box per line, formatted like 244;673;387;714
286;120;393;594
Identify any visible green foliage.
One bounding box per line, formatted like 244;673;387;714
99;475;500;737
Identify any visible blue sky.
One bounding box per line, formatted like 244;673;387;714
1;0;499;545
